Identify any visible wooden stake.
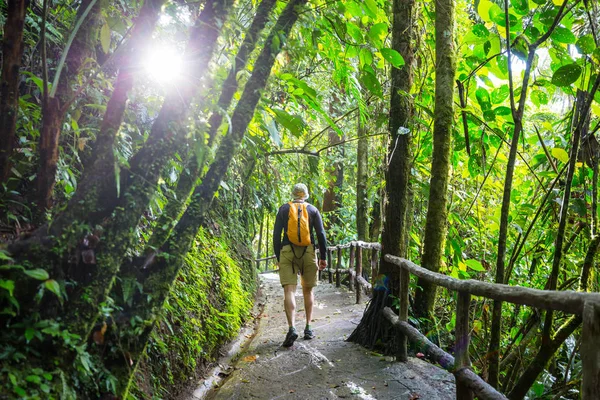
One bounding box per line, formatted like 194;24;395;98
356;246;363;304
456;292;473;400
582;301;600;399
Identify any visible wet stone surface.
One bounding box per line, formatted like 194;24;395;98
192;272;455;400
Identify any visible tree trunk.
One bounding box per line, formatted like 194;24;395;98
0;0;29;183
508;227;600;398
357;117;369;272
542;89;591;347
61;0;233;339
413;0;456;317
348;0;416;351
356;119;369;242
36;0;102;210
104;2;307;393
145;0;276;248
322;127;343;228
206;0;277;147
487;3;573;385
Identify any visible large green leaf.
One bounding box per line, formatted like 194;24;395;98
465;259;485;272
380;48;405;68
577;35;596;55
551;27;576;44
475;88;491;111
100;22;111;54
359;70;383;98
491;85;509;104
511;0;529;15
368;23;387;48
270;108;306;138
24;269;50;281
346;22;363;42
551;64;582;87
0;280;15;297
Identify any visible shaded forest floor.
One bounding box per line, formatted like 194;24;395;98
185;272;456;399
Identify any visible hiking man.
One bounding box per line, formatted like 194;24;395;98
273;183;328;347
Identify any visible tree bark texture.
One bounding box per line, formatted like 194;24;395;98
506;230;600;398
542;89;590;346
487;3;574;384
206;0;277;146
348;0;416;351
145;0;276;249
104;1;307;393
62;0;233;339
356;117;369;270
414;0;456;317
322;128;343;227
0;0;29;183
36;0;102;210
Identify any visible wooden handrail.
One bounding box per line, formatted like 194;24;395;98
383;308;507;400
254;241;380;294
384;254;600;400
385;255;600;315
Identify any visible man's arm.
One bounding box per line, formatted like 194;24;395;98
273;207;284;262
313;209;327;260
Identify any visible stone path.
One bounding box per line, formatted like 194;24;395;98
190;272;455;400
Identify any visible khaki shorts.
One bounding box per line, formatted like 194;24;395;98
279;244;319;288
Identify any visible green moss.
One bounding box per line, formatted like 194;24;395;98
130;227;254;398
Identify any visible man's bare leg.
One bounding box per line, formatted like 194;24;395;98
302;285;314;326
283;284;297;328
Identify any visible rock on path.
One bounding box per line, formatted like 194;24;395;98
192;272;455;400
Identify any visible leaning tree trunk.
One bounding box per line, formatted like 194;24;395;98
146;0;277;249
487;1;571;385
60;0;233;339
508;234;600;399
103;1;307;394
348;0;416;352
36;0;102;210
356;117;369;272
322;126;344;228
0;0;29;183
413;0;456;318
507;79;600;400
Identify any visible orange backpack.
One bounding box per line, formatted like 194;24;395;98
287;202;311;246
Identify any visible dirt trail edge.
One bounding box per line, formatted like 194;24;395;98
190;272;456;400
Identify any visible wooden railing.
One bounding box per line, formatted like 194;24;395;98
255;241;381;302
383;255;600;400
254;244;600;399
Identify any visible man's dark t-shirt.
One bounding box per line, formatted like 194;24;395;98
273;201;327;262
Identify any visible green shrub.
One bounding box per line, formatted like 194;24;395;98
131;227;255;398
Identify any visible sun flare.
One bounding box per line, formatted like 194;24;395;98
143;45;184;85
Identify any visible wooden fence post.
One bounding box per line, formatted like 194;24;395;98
356;246;363;304
582;300;600;400
327;248;333;283
455;291;473;400
348;244;355;292
370;248;378;282
336;247;342;287
398;261;409;361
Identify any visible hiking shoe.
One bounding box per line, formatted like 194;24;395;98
282;328;298;347
304;328;315;340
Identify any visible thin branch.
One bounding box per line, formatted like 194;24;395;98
316;132;386;154
265;149;319;157
463;144;502;217
41;0;49;107
534;125;558;174
467;112;547;191
50;0;99;98
302;106;359;149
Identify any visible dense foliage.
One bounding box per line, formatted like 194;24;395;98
1;0;600;398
